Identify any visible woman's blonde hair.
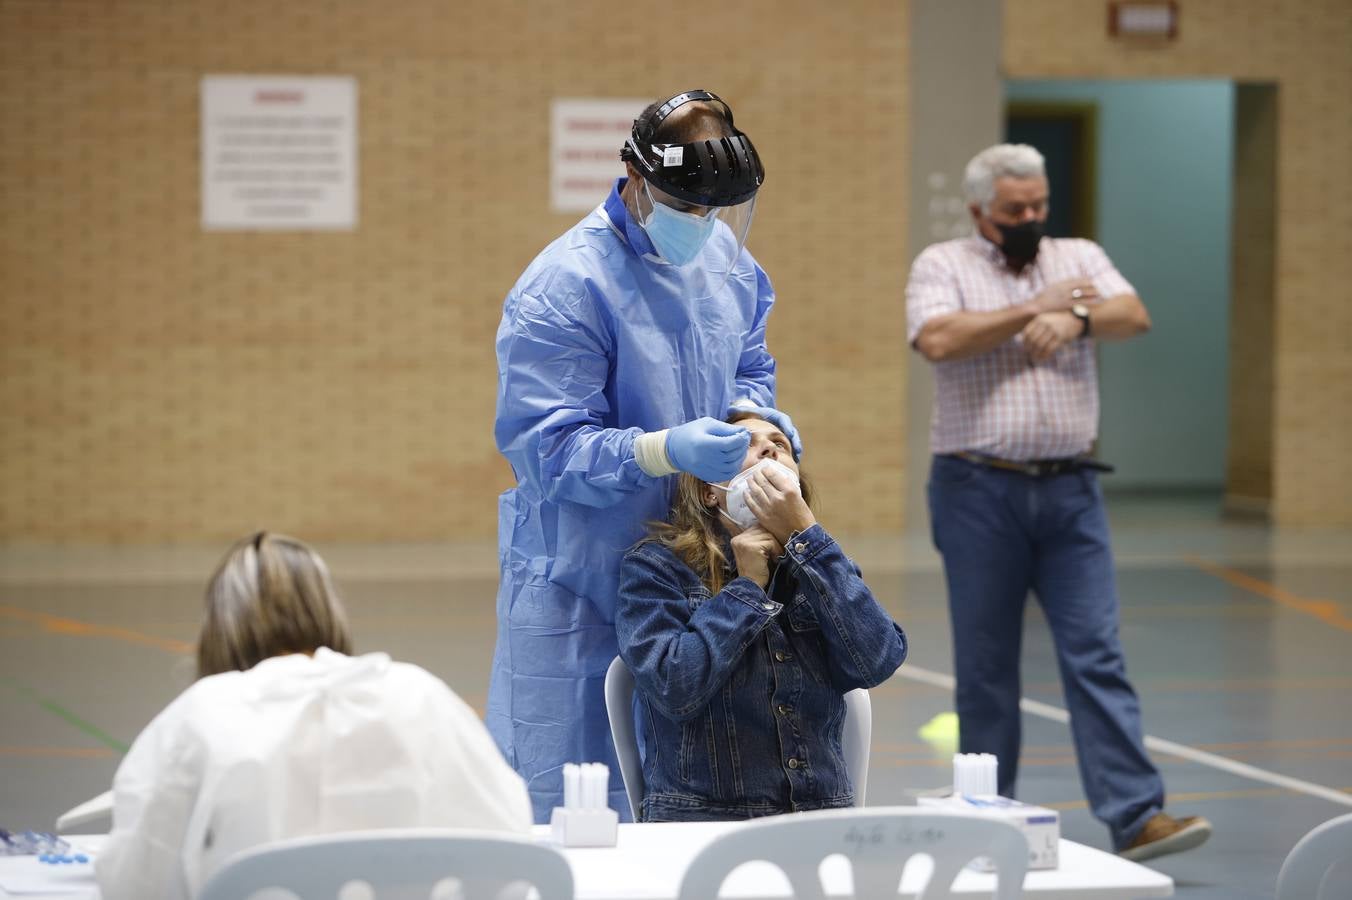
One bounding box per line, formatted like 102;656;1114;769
645;412;813;594
196;531;353;679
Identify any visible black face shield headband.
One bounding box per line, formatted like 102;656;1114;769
619;89;765;208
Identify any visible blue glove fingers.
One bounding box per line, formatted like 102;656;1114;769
778;418;803;458
701;430;750;481
702;457;744;483
683;448;742;483
705;421;750;438
709;430;751;454
666;419;750;481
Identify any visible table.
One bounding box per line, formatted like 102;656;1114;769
532;822;1172;899
0;824;1172;899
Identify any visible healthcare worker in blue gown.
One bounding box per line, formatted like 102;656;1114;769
491;89;802;821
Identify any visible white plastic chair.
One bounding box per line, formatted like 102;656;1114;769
54;789;113;832
195;828;574;900
842;688;873;805
604;655;646;822
676;807;1027;900
604;656;873;821
1276;811;1352;900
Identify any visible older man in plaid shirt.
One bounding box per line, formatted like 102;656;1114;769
906;143;1210;863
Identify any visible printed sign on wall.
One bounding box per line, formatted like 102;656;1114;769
550;98;647;213
202;75;357;230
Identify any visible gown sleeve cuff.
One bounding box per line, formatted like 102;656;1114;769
634;430;678;477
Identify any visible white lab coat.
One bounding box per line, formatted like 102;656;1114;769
95;648;532;900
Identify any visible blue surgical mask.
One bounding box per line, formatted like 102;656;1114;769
640;180;719;266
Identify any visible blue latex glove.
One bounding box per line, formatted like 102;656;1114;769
666;418;751;482
730;404;803;459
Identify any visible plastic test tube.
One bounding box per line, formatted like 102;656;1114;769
564;763;580;810
578;763;592;809
592;763;608;808
984;753;998;794
590;763;604;809
594;763;609;809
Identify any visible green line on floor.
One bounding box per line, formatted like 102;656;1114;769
0;675;128;754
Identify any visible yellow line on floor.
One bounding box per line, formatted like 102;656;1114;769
1194;737;1352;751
0;604;192;655
1024;676;1352;693
881;742;1352;767
1185;556;1352;633
868;741;938;753
0;745;117;758
878;756;1082;768
1038;784;1352;812
348;612;497;626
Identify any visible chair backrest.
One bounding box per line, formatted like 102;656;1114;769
1276;811;1352;900
676;808;1027;900
604;655;644;821
842;688;872;806
604;656;873;820
54;788;113;832
195;829;573;900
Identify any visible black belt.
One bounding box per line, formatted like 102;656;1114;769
951;451;1115;478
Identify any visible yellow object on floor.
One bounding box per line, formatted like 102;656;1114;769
919;711;959;756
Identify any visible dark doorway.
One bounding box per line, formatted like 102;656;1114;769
1005;102;1097;239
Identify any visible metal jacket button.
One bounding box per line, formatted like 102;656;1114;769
787;758;800;769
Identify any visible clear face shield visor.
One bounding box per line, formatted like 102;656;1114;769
634;177;757;282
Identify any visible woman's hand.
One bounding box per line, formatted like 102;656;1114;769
743;466;816;545
730;525;783;589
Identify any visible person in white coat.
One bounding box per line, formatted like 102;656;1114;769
95;532;532;900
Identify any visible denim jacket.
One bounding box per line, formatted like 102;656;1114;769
615;523;907;822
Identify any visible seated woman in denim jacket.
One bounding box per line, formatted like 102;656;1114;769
616;413;908;822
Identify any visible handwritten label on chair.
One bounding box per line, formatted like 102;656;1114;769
843;824;946;854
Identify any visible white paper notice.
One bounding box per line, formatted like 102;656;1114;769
201;75;357;230
550;98;648;213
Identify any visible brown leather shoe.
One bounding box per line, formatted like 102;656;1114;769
1118;812;1213;862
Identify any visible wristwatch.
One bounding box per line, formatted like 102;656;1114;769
1070;303;1092;337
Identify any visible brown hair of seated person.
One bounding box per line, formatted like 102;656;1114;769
196;531;353;678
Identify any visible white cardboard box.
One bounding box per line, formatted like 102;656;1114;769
918;794;1060;870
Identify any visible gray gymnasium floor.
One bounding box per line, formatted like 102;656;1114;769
2;493;1350;899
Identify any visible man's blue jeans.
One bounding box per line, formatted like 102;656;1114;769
928;454;1164;850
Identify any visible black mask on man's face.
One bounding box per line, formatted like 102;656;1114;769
995;219;1045;268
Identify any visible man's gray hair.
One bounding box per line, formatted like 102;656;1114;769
963;143;1046;211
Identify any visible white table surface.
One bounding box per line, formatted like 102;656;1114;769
532;822;1172;900
1;824;1172;899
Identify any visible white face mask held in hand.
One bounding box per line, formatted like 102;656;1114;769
710;458;801;530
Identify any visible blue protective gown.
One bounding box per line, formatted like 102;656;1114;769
489;178;779;821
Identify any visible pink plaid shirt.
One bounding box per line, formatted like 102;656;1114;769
906;234;1137;461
